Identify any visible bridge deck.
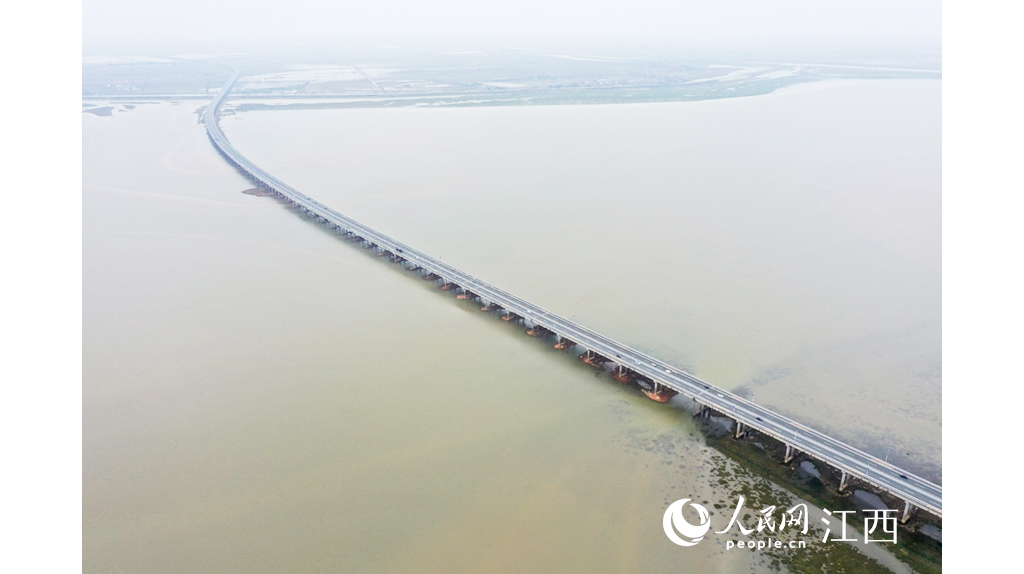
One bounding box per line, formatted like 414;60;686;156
204;72;941;518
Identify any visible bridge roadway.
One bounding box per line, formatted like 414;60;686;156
204;72;941;519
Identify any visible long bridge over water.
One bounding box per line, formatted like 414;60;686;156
204;72;941;521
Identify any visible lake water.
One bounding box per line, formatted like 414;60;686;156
84;79;938;572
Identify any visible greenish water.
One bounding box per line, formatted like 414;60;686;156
222;79;941;477
84;79;938;572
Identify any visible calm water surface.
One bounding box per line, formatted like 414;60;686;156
224;79;941;475
84;80;938;572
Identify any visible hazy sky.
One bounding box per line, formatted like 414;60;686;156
84;0;940;48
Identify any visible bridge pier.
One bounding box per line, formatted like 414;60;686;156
456;290;477;301
612;365;632;383
784;444;797;464
692;399;706;417
502;312;521;323
554;337;576;350
580;350;606;368
440;282;457;291
525;325;552;337
901;501;915;524
642;382;677;403
734;421;745;439
839;471;850;492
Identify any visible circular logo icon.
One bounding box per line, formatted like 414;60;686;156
663;499;711;547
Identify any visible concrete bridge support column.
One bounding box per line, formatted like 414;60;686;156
901;502;915;524
734;421;744;439
525;324;552;337
839;471;850;492
784;445;796;464
612;365;631;383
